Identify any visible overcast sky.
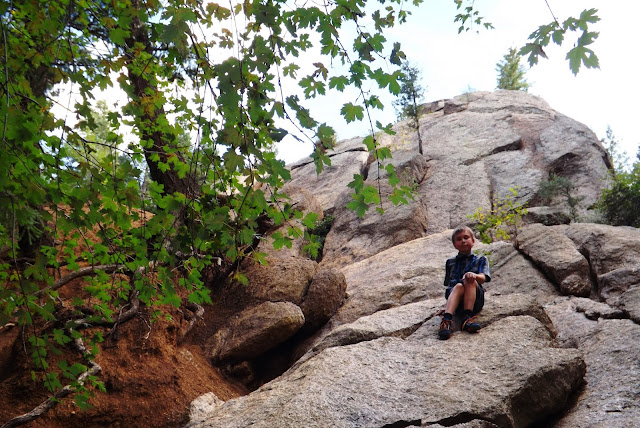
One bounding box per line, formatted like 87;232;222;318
276;0;640;165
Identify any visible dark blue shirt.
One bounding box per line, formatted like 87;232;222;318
444;253;491;288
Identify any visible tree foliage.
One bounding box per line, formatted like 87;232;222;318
601;126;629;174
393;61;425;154
597;129;640;227
597;162;640;228
468;187;528;244
520;8;600;75
495;47;530;91
538;174;583;222
0;0;601;420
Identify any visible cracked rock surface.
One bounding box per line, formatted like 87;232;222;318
188;92;639;428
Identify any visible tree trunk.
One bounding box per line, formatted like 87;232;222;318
126;3;197;198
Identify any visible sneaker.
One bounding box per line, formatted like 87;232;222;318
462;315;481;333
438;318;453;340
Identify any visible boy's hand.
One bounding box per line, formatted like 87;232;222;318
462;272;477;285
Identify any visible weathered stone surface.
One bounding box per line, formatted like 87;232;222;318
485;241;558;302
285;141;369;213
563;224;640;272
284;91;610;266
330;230;457;326
545;298;640;427
189;392;223;422
240;256;317;304
302;299;442;360
207;302;305;362
598;264;640;302
299;267;347;334
188;91;633;428
524;206;572;226
562;223;640;297
480;293;555;334
517;224;591;296
301;293;550;364
189;316;585;428
319;152;430;269
620;286;640;323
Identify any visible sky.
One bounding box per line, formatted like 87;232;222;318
275;0;640;165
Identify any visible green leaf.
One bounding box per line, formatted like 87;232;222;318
340;103;364;123
329;75;349;91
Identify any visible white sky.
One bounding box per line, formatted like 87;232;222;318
276;0;640;165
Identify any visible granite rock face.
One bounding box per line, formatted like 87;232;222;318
190;316;585;428
189;92;640;428
290;91;610;269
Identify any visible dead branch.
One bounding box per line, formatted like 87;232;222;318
178;302;204;344
1;334;102;428
35;264;125;297
71;291;140;329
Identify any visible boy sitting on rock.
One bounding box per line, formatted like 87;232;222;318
438;225;491;340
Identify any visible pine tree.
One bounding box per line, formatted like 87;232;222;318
393;62;426;154
496;47;530;91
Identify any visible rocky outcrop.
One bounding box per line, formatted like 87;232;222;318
189;315;584;428
516;224;592;296
546;297;640;427
189;91;639;428
288;91;610;269
207;302;305;362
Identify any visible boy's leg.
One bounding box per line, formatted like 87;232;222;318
461;279;477;312
439;284;463;340
462;283;484;333
444;283;464;315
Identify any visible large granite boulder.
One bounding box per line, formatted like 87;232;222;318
206;302;305;362
299;267;347;334
545;297;640;427
516;224;591;296
188;315;585;428
284;138;369;213
290;91;610;268
187;93;637;428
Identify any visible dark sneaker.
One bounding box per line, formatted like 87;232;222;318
438;318;453;340
462;315;480;333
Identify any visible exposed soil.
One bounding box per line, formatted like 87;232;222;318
0;289;248;428
0;210;250;427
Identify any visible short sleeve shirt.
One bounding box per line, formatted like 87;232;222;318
444;253;491;288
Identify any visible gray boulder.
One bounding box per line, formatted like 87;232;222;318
545;297;640;427
299;267;347;334
207;302;305;362
188;316;585;428
517;224;591;296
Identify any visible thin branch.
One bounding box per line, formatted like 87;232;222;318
544;0;561;26
35;264;124;297
1;335;102;428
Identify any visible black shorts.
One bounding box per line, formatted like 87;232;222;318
445;283;485;314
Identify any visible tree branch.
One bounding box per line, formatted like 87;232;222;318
35;264;124;297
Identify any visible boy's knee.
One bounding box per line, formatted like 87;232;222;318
462;279;477;289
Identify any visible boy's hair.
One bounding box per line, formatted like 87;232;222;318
451;225;475;242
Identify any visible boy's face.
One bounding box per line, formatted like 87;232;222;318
452;230;475;254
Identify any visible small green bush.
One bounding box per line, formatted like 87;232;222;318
468;187;528;244
596;165;640;227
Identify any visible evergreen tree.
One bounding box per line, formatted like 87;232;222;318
601;126;629;174
496;47;530;91
393;62;426;154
